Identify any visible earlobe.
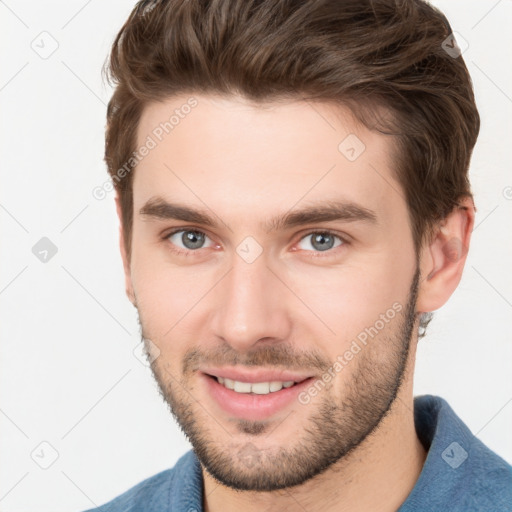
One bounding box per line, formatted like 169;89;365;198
115;195;136;306
416;196;475;313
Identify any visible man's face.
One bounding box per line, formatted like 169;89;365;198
125;94;420;491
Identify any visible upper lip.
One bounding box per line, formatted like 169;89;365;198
201;366;313;384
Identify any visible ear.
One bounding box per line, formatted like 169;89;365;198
115;194;136;306
416;196;475;313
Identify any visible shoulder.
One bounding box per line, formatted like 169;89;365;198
82;450;202;512
401;395;512;511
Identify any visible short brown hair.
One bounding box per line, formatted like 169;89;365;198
104;0;479;264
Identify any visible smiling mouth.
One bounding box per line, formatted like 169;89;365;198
205;374;308;395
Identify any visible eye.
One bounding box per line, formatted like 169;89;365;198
164;228;347;258
165;229;216;254
296;231;345;255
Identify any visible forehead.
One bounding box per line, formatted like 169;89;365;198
133;94;405;227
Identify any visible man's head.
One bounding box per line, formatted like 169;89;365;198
104;0;478;493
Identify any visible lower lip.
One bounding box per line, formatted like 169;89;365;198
202;373;314;421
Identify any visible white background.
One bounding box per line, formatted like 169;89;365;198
0;1;511;510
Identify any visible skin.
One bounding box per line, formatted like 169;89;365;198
116;93;474;512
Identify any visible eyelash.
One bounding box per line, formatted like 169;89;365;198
162;228;349;259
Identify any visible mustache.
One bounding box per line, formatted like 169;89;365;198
182;344;331;376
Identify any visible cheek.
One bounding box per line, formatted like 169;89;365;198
130;243;200;337
135;275;202;337
287;257;410;345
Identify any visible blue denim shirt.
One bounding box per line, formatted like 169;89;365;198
84;395;512;511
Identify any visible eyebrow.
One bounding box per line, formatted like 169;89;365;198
139;197;378;233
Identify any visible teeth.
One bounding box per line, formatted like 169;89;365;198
215;377;297;394
251;382;270;394
269;381;284;392
233;381;252;393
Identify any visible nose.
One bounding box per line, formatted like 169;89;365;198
211;251;292;352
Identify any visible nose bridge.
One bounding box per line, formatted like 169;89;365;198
212;250;290;349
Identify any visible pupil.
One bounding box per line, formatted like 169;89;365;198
183;231;204;249
312;233;333;251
